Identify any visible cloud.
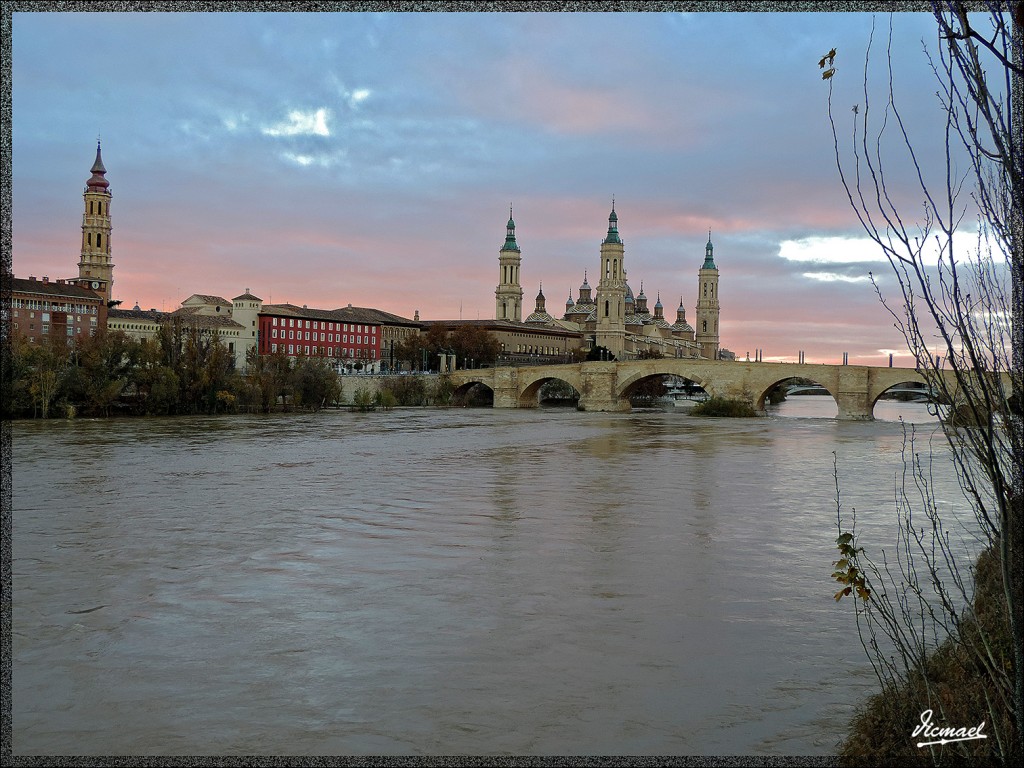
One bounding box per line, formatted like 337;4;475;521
779;236;882;265
280;150;349;170
780;230;1006;268
261;108;331;137
801;272;873;283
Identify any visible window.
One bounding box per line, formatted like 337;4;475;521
288;344;294;354
273;317;278;326
272;329;277;338
272;344;278;353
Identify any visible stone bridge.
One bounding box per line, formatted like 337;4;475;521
447;359;996;420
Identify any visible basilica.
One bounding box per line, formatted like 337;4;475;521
495;203;724;360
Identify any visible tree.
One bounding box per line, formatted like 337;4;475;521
134;337;181;415
64;330;140;417
4;334;36;418
448;324;501;368
244;346;292;413
291;355;342;410
395;324;501;371
178;327;235;414
379;373;428;406
825;4;1021;761
22;334;69;419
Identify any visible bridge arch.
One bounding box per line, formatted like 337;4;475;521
452;379;495;407
520;374;585;409
616;367;716;405
619;371;710;408
869;378;940;420
756;375;839;416
517;369;584;408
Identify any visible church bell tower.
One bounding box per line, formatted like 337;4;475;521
495;205;523;322
595;201;627;358
77;141;115;304
695;232;720;359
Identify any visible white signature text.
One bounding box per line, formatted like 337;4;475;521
912;709;987;748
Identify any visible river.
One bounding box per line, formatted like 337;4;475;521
11;397;968;755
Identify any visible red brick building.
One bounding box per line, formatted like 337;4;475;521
259;303;382;369
11;276;106;344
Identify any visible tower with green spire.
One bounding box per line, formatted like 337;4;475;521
494;204;524;322
695;231;720;359
595;200;627;357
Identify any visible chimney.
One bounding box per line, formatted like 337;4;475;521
42;276;49;283
29;275;36;281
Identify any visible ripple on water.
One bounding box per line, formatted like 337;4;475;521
11;405;971;755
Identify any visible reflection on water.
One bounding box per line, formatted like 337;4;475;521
767;394;940;423
12;403;963;756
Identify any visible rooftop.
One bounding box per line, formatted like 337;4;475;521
12;277;105;301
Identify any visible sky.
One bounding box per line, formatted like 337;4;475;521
9;7;988;365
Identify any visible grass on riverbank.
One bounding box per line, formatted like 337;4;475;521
838;546;1015;765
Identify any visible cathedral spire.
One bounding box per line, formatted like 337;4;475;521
503;203;520;252
703;230;716;269
87;140;109;190
603;199;621;245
